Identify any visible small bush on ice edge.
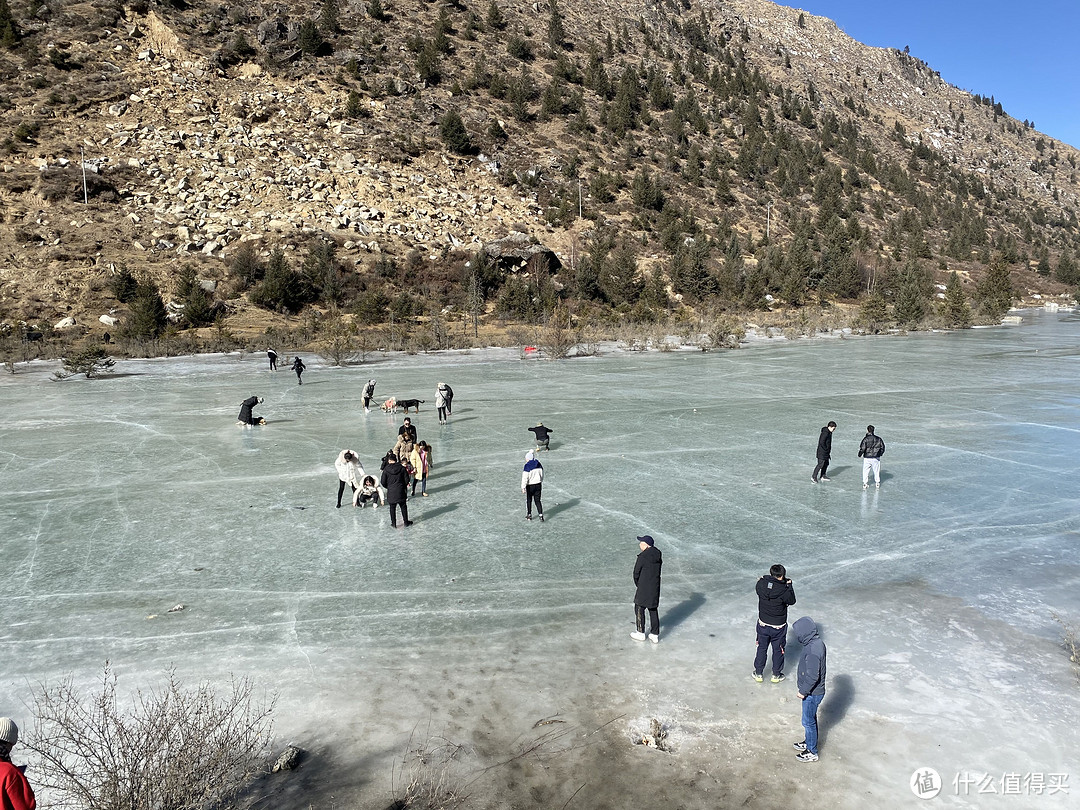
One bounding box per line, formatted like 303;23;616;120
1053;613;1080;681
24;662;276;810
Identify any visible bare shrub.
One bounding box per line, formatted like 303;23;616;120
318;320;359;366
575;323;605;356
537;305;576;359
391;731;470;810
1053;613;1080;681
702;315;745;350
24;663;275;810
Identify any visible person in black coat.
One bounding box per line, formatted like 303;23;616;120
753;564;797;683
529;422;552;451
291;356;306;385
363;379;377;413
811;421;836;483
397;417;418;443
237;396;264;425
631;535;662;643
443;383;454;414
380;453;412;528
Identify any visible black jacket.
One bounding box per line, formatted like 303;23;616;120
858;432;885;459
633;546;663;609
238;396;259;424
816;427;833;460
380;462;409;504
529;425;552;442
756;574;796;625
398;424;418;443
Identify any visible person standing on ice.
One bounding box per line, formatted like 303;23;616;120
528;422;552;451
811;421;836;483
397;417;418;444
858;424;885;489
335;450;363;508
443;383;454;414
380;453;412;527
267;348;278;371
793;616;827;762
435;382;450;424
291;355;306;385
237;396;264;426
362;379;377;413
521;450;544;521
631;535;662;643
0;717;36;810
752;564;796;683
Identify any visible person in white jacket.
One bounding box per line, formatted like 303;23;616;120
353;475;386;508
520;450;544;521
335;450;364;508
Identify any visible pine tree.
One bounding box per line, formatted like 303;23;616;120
547;0;567;50
0;0;18;49
893;257;931;326
439;109;473;154
128;280;168;340
486;0;506;31
941;270;971;328
319;0;340;35
975;257;1014;318
251;248;306;314
1054;250;1078;285
297;19;323;55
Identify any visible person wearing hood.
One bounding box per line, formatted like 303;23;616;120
793;616;827;762
380;452;412;527
435;382;450;424
0;717;36;810
631;535;662;643
443;383;454;414
811;421;836;483
362;379;377;413
753;564;796;683
335;450;363;509
353;475;386;508
528;422;552;451
237;396;264;426
858;424;886;489
521;450;544;521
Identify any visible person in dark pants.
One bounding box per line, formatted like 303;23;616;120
267;349;278;371
291;356;306;385
811;421;836;483
435;382;450;424
237;396;264;425
443;383;454;414
793;616;827;762
528;422;552;451
363;379;377;413
520;450;544;520
335;449;363;509
752;564;797;683
631;535;662;643
380;453;412;527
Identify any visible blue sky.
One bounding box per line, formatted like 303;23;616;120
786;1;1080;149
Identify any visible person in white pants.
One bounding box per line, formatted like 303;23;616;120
858;425;885;488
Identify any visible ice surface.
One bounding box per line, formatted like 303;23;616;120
2;312;1079;807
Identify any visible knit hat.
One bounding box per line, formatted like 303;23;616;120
0;718;18;745
637;535;654;546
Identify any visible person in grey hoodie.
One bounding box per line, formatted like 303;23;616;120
793;616;827;762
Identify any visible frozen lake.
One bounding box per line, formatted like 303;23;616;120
2;311;1079;808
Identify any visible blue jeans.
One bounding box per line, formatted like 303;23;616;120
753;622;787;677
801;693;824;755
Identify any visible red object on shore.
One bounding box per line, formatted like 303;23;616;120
524;346;537;354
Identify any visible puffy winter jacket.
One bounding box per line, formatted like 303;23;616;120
858;433;885;459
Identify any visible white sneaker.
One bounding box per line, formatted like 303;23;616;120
630;631;647;641
648;633;659;644
875;483;880;488
862;483;868;490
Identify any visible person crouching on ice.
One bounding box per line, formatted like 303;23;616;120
353;475;386;508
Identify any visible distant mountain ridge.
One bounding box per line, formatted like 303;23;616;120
0;0;1076;347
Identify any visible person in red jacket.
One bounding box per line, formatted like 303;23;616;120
0;717;36;810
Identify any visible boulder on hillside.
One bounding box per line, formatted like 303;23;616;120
483;232;561;275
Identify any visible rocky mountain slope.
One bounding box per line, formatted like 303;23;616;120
0;0;1077;347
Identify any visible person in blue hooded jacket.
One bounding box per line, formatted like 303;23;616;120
793;616;827;762
520;450;544;520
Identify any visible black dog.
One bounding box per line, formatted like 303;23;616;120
397;398;425;413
